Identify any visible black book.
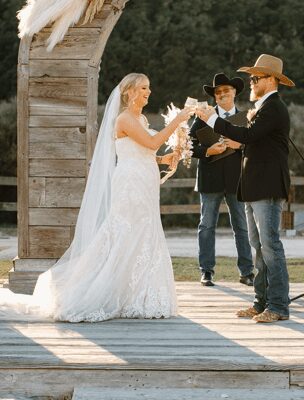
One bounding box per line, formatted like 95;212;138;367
196;110;248;162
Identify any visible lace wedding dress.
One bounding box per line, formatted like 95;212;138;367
0;134;177;322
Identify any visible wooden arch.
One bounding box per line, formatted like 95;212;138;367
12;0;127;293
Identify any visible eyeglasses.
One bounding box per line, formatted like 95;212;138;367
214;87;234;96
249;75;271;84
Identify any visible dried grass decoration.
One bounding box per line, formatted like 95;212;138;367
83;0;106;25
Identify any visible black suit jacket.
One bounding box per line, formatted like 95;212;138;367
213;93;290;202
190;106;242;194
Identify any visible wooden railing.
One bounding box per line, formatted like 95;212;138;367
160;177;304;215
1;176;304;215
0;176;17;212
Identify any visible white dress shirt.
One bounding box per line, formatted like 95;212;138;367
217;105;236;118
207;90;278;128
254;90;277;110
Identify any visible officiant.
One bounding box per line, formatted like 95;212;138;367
190;73;254;287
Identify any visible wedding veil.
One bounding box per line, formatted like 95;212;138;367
0;85;121;319
56;85;121;267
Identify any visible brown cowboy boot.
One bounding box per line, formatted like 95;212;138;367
236;306;260;318
253;310;289;323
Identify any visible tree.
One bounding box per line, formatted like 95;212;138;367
0;0;303;108
0;1;23;100
100;0;304;110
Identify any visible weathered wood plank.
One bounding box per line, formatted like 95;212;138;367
29;77;87;98
72;388;304;400
291;176;304;185
1;276;304;396
160;202;304;214
30;30;102;60
160;204;200;214
291;370;304;387
0;202;17;212
89;4;125;68
29;115;86;128
29;178;46;207
28;177;85;208
0;176;17;186
162;178;196;188
29;59;89;78
29;208;79;226
161;177;304;188
28;226;71;258
0;369;289;399
86;66;98;175
2;345;304;358
1;353;303;369
78;5;114;27
29;142;86;159
29;159;86;177
29;127;86;143
17;50;30;258
29;97;87;116
13;258;56;272
2;328;304;342
44;178;85;207
160;204;227;214
41;27;103;35
1;337;304;348
18;36;32;65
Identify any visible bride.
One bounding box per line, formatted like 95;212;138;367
0;73;192;322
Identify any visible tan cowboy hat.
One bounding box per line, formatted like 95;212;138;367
237;54;295;87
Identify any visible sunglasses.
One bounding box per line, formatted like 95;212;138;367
249;75;271;84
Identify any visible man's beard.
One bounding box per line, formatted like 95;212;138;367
250;89;258;102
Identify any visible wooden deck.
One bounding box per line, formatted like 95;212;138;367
1;282;304;399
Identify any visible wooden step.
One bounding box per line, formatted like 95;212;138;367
72;387;304;400
7;271;38;294
0;394;33;400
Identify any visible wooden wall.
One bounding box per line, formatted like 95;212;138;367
17;0;127;259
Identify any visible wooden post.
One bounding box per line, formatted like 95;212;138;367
281;186;295;230
12;0;127;294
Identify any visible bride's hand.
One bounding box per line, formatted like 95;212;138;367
175;106;195;124
161;152;180;169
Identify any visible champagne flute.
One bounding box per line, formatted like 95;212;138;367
197;101;208;110
185;97;198;117
184;97;198;108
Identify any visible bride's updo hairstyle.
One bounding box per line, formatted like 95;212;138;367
119;73;148;110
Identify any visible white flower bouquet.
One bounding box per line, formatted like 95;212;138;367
160;102;193;184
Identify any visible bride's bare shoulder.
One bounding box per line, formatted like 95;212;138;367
116;111;131;125
115;111;133;138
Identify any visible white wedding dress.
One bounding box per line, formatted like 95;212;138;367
0;133;177;322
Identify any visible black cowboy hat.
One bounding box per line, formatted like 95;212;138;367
203;73;244;97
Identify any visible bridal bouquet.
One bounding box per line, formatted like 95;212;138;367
160;102;193;184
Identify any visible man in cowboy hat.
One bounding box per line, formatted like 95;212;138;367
197;54;295;322
190;72;254;287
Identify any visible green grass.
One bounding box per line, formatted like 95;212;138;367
172;257;304;283
0;260;12;279
0;257;303;283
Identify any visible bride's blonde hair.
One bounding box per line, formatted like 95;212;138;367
119;73;148;110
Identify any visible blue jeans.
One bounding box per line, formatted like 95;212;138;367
198;192;253;276
245;199;289;317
